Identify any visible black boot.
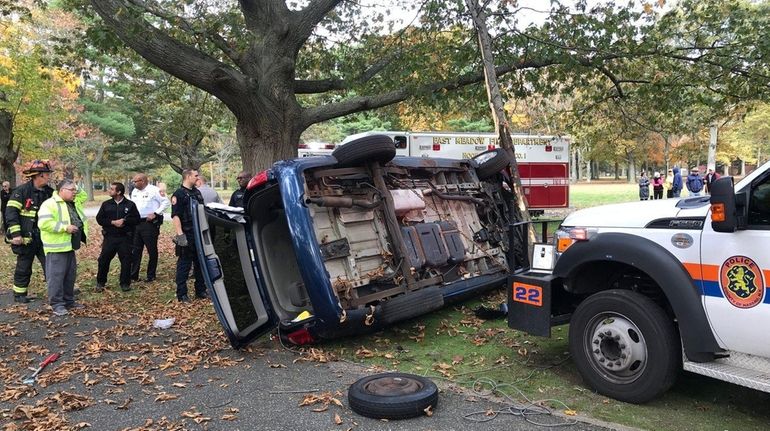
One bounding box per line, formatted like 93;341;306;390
14;294;30;304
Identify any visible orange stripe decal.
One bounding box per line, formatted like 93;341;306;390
683;263;702;280
683;263;720;282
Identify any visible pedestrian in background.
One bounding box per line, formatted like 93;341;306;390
37;179;87;316
686;168;704;197
704;168;721;193
638;171;650;201
96;182;140;292
652;172;664;200
5;161;54;303
196;174;222;204
664;169;674;198
171;169;206;302
672;167;683;197
229;171;251;208
130;173;169;283
1;180;11;234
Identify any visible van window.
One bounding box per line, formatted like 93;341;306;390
394;136;407;149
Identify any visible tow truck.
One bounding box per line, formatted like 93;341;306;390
508;161;770;403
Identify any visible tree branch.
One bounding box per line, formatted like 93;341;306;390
90;0;248;111
291;0;344;50
301;58;560;127
125;0;244;67
295;51;401;94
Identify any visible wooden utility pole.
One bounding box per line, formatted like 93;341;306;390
465;0;529;212
465;0;535;257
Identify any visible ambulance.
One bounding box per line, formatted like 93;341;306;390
340;131;571;213
507;160;770;403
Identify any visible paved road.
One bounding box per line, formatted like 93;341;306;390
0;290;621;431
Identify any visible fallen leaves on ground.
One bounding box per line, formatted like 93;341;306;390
299;391;344;412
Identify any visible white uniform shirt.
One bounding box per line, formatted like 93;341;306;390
130;183;170;218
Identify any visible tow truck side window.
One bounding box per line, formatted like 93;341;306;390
747;174;770;227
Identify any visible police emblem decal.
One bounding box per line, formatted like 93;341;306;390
719;255;765;309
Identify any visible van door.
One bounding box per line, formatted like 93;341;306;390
192;200;277;349
700;172;770;357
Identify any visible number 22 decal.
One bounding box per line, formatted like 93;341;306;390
512;283;543;307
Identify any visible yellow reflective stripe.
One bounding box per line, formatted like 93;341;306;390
7;200;22;209
42;241;70;250
38;214;53;220
54;201;66;232
20;210;37;217
12;286;27;294
8;225;20;233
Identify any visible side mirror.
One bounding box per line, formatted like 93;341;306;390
710;177;737;232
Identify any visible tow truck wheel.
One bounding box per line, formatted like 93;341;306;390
569;289;679;403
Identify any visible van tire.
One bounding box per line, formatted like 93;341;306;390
569;289;679;403
378;287;444;325
473;149;512;180
348;373;438;419
333;135;396;167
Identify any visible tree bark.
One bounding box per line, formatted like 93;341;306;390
0;109;17;184
465;0;533;264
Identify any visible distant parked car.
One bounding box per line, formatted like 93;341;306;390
192;134;519;348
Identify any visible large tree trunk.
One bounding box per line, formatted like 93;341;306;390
0;110;17;185
235;100;303;173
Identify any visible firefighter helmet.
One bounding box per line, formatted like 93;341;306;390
22;160;53;176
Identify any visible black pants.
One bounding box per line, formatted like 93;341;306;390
98;235;133;286
12;238;46;294
653;187;663;199
131;221;160;280
175;242;205;299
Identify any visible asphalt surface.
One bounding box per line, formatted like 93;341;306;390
0;288;623;431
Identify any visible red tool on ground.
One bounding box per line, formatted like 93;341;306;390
21;352;60;385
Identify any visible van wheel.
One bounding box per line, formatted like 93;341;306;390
473;149;512;180
333;134;396;167
348;373;438;420
569;289;679;403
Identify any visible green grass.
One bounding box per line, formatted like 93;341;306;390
325;293;770;431
569;180;639;209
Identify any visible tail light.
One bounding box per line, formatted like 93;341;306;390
286;328;315;345
246;170;270;190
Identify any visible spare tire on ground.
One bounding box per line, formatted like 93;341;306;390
333;134;396;167
348;373;438;420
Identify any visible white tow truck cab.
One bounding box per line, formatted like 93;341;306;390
508;160;770;403
340;131;571;213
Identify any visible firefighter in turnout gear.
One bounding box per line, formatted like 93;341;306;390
4;160;54;303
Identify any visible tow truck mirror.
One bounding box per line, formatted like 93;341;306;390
710;176;737;232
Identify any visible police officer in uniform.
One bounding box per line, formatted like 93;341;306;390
130;173;169;282
96;182;141;292
171;169;206;302
228;171;251;207
4;160;54;303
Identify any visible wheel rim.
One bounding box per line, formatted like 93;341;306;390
363;376;424;396
473;152;496;165
583;312;648;384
